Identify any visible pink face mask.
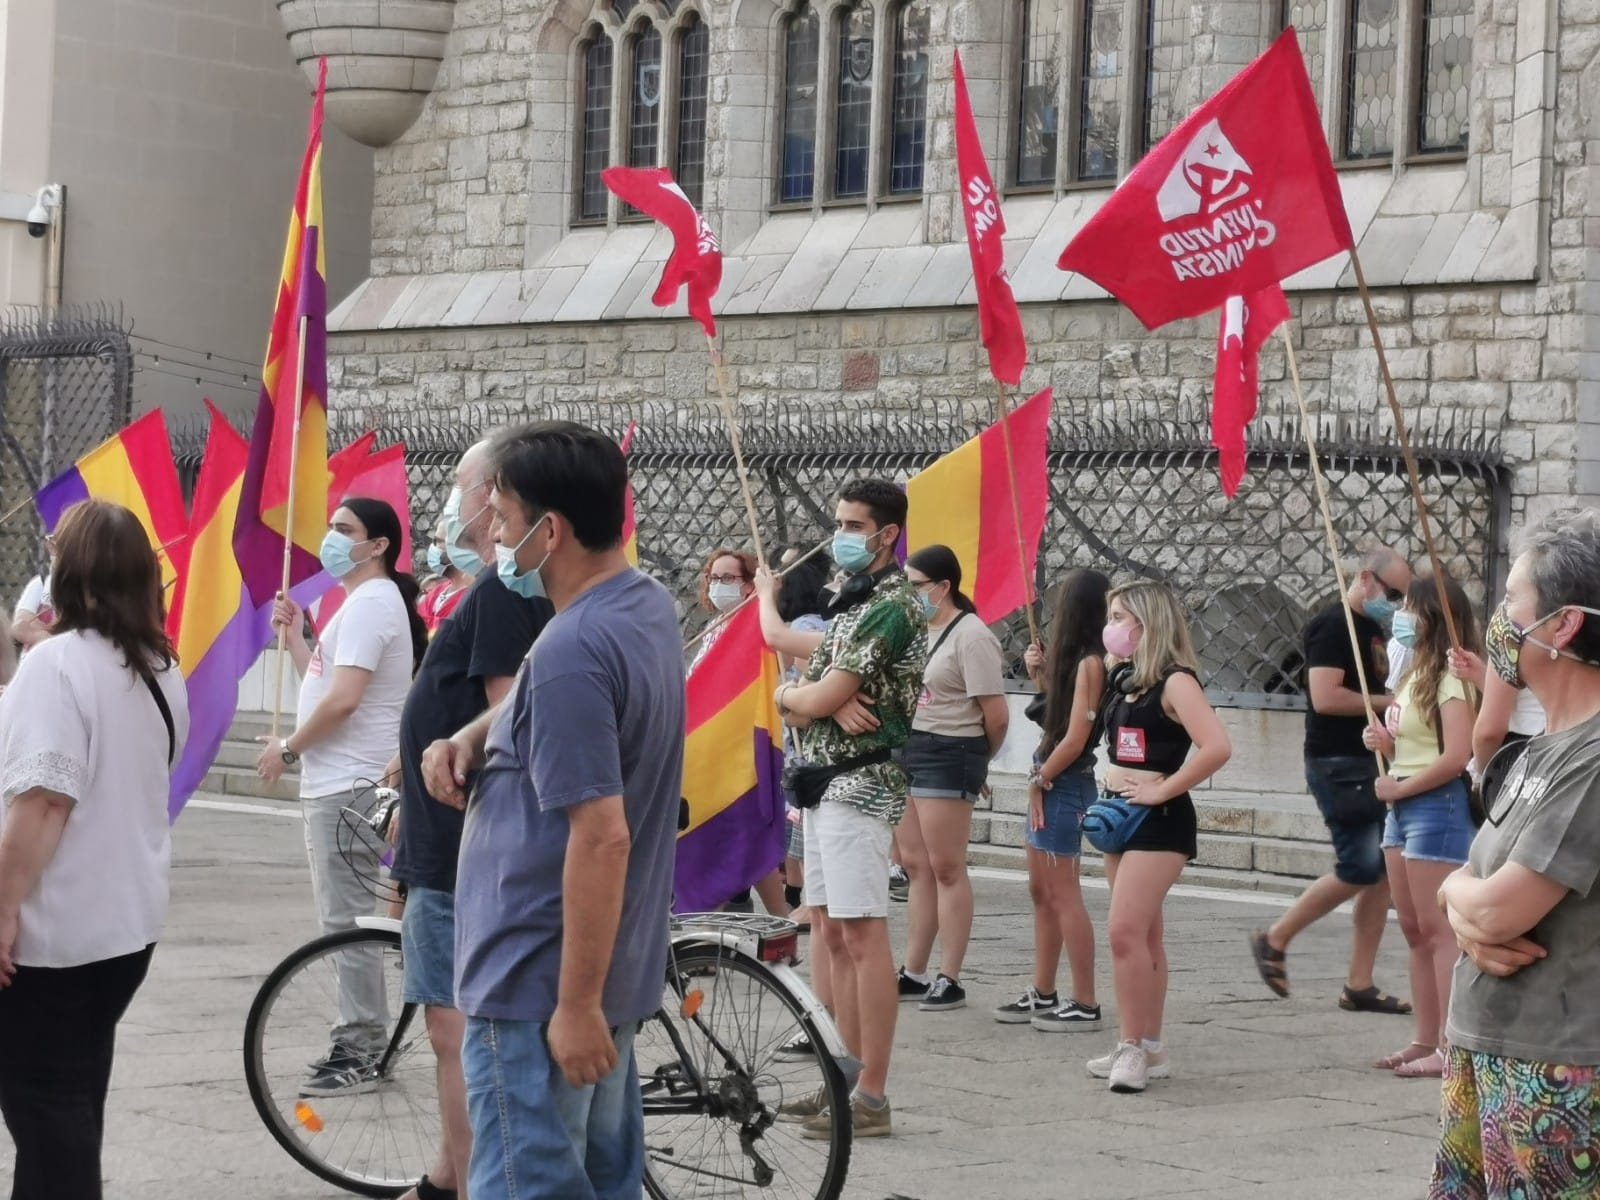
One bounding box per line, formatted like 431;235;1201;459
1103;621;1140;660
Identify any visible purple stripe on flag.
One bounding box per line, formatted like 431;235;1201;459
34;468;89;531
672;729;786;914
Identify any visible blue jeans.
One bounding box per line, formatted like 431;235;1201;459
1026;770;1094;857
1382;778;1474;865
400;885;456;1008
462;1016;643;1200
1305;755;1386;886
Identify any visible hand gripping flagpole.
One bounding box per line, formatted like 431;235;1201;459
1348;249;1460;650
1279;325;1386;773
706;335;769;569
270;314;311;741
992;381;1042;648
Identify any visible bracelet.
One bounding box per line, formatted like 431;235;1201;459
1027;769;1052;791
777;683;795;715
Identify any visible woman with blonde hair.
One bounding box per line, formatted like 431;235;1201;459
1091;581;1231;1093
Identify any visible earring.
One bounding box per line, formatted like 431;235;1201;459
1551;647;1560;661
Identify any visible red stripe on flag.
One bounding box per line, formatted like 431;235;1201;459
972;388;1052;623
685;604;770;732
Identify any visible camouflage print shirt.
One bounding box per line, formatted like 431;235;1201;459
795;571;928;826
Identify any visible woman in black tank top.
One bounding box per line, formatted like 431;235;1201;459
1092;582;1232;1095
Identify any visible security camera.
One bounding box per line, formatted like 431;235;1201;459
26;185;60;238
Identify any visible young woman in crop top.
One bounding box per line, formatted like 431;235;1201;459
1091;581;1232;1094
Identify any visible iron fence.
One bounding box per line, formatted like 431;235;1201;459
171;396;1506;709
0;306;134;606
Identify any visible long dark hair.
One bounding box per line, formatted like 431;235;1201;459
778;552;831;622
341;496;429;673
906;545;977;614
1041;569;1111;752
1400;574;1479;726
49;499;174;682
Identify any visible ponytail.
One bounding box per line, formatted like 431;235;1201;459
341;494;430;674
905;544;977;614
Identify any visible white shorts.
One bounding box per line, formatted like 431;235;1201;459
802;799;893;919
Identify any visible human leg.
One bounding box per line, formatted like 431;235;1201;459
1348;876;1391;993
1379;846;1441;1068
1044;853;1097;1008
754;868;787;916
918;796;976;982
894;795;936;978
304;793;388;1051
1105;851;1186;1044
838;916;898;1099
1025;847;1062;996
402;886;470;1195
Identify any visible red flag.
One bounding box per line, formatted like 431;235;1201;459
953;50;1027;386
1057;30;1351;329
601;167;722;338
1213;286;1290;498
313;437;411;632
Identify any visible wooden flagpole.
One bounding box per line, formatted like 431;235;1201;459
1348;249;1460;649
1279;325;1386;771
270;314;311;740
706;334;768;569
992;380;1042;647
681;533;832;657
0;495;35;527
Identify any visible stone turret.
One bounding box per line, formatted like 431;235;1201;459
277;0;457;147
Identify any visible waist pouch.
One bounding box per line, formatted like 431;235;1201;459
784;748;893;810
1082;795;1151;855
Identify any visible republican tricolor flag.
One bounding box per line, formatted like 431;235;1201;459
1213;286;1290;498
675;604;786;913
1057;30;1351;329
906;388;1051;623
602;166;722;338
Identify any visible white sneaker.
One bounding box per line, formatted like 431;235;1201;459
1106;1041;1149;1093
1087;1041;1170;1081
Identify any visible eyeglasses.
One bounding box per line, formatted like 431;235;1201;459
1373;576;1405;604
708;574;747;586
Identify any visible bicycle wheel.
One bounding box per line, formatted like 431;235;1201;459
639;943;851;1200
243;928;438;1198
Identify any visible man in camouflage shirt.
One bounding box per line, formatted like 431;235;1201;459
775;479;927;1140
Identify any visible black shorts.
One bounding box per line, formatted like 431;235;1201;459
1117;792;1198;860
896;731;990;801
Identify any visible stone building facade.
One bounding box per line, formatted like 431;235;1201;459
321;0;1599;801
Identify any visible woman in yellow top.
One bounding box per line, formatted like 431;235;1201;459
1363;575;1478;1079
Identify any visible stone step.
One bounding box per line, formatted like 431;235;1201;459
965;842;1310;897
199;763;299;804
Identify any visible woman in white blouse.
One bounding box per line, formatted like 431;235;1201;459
0;499;189;1200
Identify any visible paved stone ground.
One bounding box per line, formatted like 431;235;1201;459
0;804;1442;1199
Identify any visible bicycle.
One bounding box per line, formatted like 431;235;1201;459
244;786;857;1199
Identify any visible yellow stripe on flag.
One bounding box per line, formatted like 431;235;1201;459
905;437;984;570
177;477;247;668
77;449;178;588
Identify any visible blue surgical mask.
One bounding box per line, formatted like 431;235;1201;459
496;515;551;600
319;530;373;579
1391;610;1418;648
426;545;444;574
916;590;938;620
1363;596;1397;627
441;487;487;576
831;531;877;573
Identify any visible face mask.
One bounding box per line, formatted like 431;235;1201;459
1486;602;1600;689
495;514;551;600
320;531;374;579
1103;621;1140;660
1362;596;1397;627
831;530;879;574
441;487;489;576
708;582;745;613
917;589;938;620
427;545;444;574
1390;611;1419;649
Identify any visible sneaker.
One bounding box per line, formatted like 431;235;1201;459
994;987;1059;1024
1107;1041;1149;1093
888;865;910;903
777;1086;829;1122
918;974;967;1011
801;1094;892;1140
896;968;930;1003
775;1031;815;1063
1030;999;1103;1033
1087;1041;1171;1082
299;1044;381;1097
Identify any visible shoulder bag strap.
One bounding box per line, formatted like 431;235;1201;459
928;611;968;660
141;670;177;767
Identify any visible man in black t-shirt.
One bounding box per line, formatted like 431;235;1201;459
391;442;552;1200
1249;547;1413;1013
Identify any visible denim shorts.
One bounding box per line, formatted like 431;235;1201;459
1382;778;1474;865
1027;770;1095;858
401;884;457;1008
1305;755;1387;886
896;731;990;800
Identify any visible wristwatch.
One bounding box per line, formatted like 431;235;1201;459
280;743;300;766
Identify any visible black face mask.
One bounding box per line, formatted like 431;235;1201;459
823;563;899;618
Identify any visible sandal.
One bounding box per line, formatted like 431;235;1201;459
1374;1042;1434;1071
1340;985;1413;1015
1394;1049;1446;1079
1248;930;1289;998
413;1176;458;1200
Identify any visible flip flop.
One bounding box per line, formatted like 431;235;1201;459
1394;1049;1446;1079
1374;1042;1434;1071
1340;985;1413;1015
1248;930;1289;998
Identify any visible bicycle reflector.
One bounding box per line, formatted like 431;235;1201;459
759;931;799;964
294;1102;324;1134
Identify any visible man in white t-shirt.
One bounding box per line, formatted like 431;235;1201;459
12;542;55;656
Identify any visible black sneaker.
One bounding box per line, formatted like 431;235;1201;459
993;986;1059;1024
1031;999;1103;1033
888;865;910;903
775;1031;816;1062
896;968;930;1002
299;1043;382;1097
919;974;967;1011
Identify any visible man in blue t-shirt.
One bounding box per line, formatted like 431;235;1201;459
425;421;684;1200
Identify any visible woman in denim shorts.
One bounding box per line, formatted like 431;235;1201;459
993;570;1111;1034
1364;575;1479;1079
892;547;1009;1012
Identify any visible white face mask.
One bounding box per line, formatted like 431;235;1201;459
708;582;744;613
